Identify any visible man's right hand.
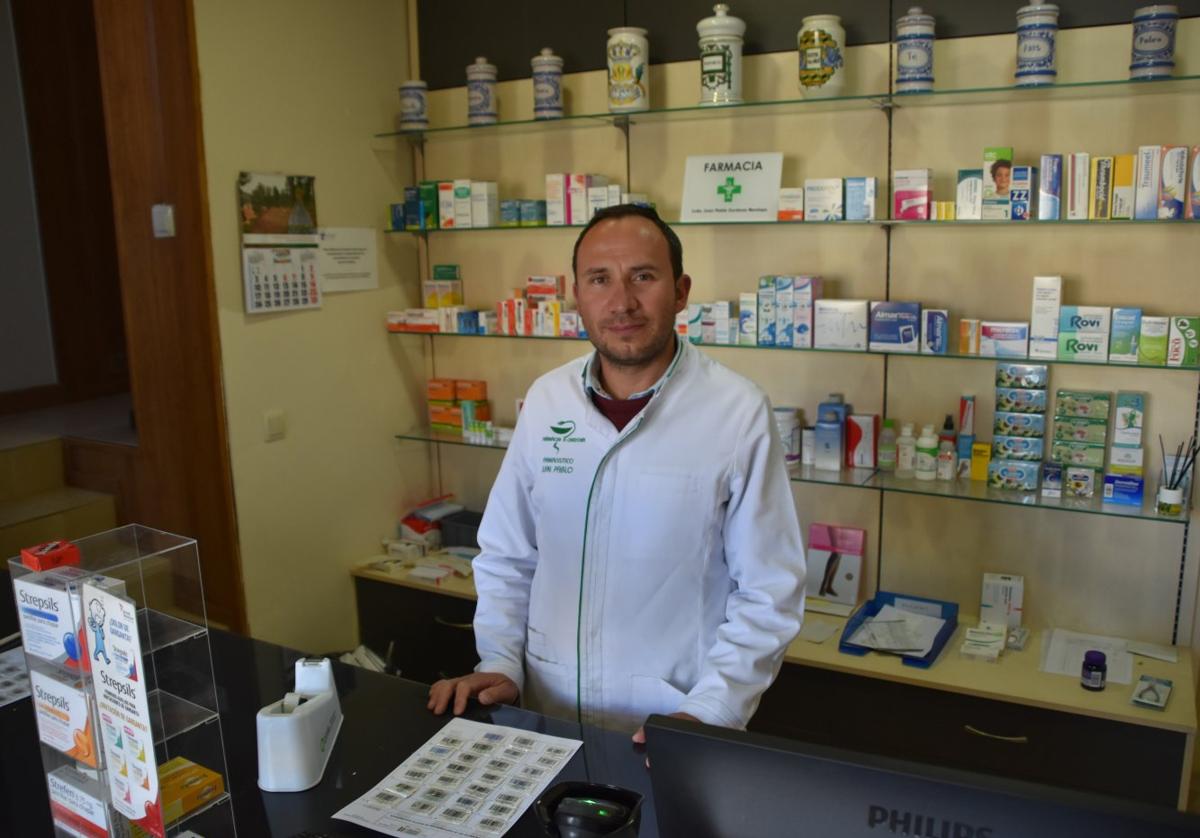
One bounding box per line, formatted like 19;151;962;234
427;672;519;716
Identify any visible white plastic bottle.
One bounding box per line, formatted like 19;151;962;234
915;424;938;481
878;419;898;471
896;422;917;478
935;415;957;481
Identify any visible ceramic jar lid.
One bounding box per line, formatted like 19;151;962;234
531;47;562;69
897;7;934;27
697;4;746;38
466;56;496;76
607;26;648;37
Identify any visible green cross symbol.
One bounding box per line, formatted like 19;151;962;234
716;176;742;203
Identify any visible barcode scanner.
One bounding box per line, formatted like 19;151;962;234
536;781;643;837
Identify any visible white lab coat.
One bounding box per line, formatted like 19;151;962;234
472;339;806;732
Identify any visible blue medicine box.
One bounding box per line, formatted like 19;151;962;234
1102;474;1144;507
869;302;921;353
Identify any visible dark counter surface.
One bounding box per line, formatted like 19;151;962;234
1;629;655;837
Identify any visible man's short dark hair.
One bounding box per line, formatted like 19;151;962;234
571;204;684;280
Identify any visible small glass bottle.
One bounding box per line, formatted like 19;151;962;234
1080;650;1107;691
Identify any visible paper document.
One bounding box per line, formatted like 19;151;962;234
334;717;581;837
1040;629;1134;685
848;604;945;657
797;619;840;644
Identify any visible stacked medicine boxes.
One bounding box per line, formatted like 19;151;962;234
1050;390;1112;499
990;364;1049;491
428;379;491;435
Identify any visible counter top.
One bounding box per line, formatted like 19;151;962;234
355;558;1197;734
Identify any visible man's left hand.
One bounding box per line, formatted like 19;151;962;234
631;712;701;745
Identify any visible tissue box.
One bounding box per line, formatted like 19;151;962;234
988;459;1039;491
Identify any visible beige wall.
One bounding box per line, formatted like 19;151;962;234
194;0;426;651
423;21;1200;648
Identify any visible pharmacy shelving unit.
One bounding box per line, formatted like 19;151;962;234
374;57;1200;809
9;525;235;836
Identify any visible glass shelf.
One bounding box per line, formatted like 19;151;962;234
149;688;219;746
139;609;207;655
867;470;1185;525
391;331;1200;373
387;220;884;235
375;76;1200;142
167;792;232;832
394;426;1183;524
397;427;509;451
376;91;891;141
888;218;1200;227
891;74;1200;109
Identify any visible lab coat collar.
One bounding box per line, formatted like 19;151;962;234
579;338;691;441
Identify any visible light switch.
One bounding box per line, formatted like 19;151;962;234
264;409;286;442
152;203;176;238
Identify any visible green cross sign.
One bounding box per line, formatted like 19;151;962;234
716;176;742;203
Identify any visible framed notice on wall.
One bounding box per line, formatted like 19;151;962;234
679;152;783;222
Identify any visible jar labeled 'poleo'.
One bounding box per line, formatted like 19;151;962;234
797;14;846;98
697;4;745;106
607;27;649;113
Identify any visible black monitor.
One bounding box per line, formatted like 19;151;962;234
644;714;1200;837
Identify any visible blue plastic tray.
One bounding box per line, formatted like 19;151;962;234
838;590;959;668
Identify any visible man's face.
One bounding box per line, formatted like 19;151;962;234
994;165;1011;194
573;217;690;369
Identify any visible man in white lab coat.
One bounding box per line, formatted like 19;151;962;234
428;205;806;736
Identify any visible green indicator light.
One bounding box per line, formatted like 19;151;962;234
598;809;609;816
582;799;598;806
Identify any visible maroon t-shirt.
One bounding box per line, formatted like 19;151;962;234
590;390;652;432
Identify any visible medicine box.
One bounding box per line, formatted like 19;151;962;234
868;301;920;353
1113;392;1145;448
546;173;570;225
1042;462;1063;497
1167;316;1200;367
1139;316;1169;365
1135;146;1162;220
1190;146;1200;220
519;199;547;226
1066;466;1097;498
1057;306;1111;363
778;187;805;221
995;411;1046;438
921;308;949;354
499;199;521;227
1108;445;1144;476
805;179;844;221
463;178;492;225
970;443;991;481
814;299;869;350
1103;473;1144;506
1055;389;1111;419
30;668;99;767
1010;165;1036;221
993;435;1044;461
959;319;981;354
47;764;111;838
1050;440;1106;469
956;169;983;221
1109;307;1142;364
792;276;823;349
894;169;931;220
1112;154;1135;220
995;363;1049;390
1160;146;1187;219
159;757;226;824
1029;275;1062;360
738;293;757;346
988;459;1039;491
982;147;1013;220
418;180;439;229
1053;417;1109;445
1038;155;1062;220
846;415;879;468
981;573;1024;630
775;277;796;348
979;321;1029;358
845;177;877;221
995;387;1048;414
437;181;456;228
757;277;777;346
1066;152;1090;221
452;179;474;228
1088;157;1113;220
